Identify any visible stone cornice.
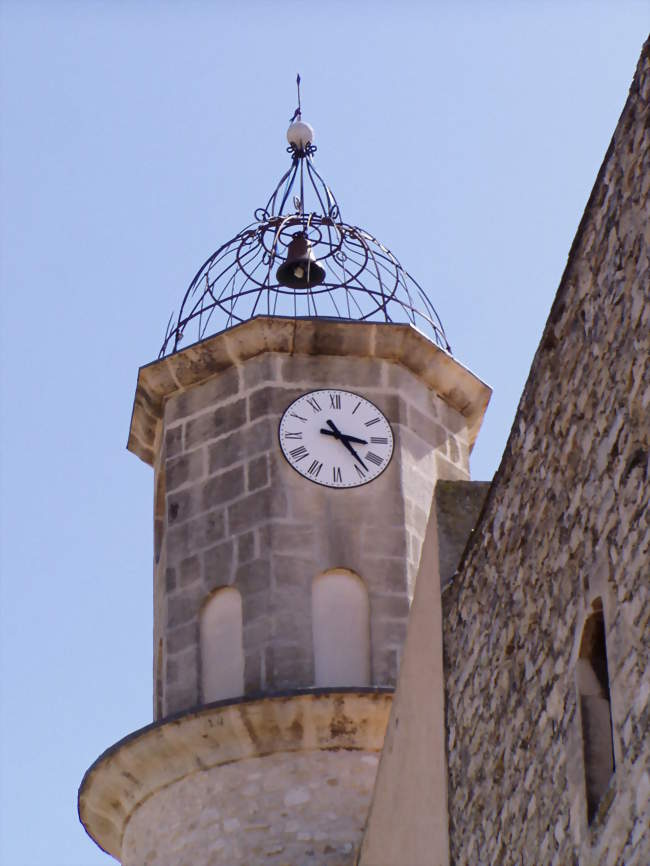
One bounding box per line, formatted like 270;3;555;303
79;688;393;861
128;317;491;465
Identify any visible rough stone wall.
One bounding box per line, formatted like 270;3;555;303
155;352;470;716
443;39;649;866
121;750;379;866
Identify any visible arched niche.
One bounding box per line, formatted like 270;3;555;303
200;587;244;703
576;598;615;823
312;569;370;687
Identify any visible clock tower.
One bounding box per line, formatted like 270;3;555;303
79;98;490;865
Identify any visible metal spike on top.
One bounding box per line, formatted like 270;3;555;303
159;76;451;357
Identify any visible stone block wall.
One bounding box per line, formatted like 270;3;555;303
121;750;380;866
79;688;392;864
443;39;649;865
154;351;470;716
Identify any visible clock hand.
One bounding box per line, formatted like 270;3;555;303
324;419;368;446
320;428;368;446
341;439;368;472
324;420;368;471
325;418;344;438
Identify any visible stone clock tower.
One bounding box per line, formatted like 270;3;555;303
79;103;490;865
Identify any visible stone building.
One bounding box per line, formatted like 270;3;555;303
360;36;649;866
79;38;648;866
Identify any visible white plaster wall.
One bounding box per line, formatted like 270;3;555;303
121;750;380;866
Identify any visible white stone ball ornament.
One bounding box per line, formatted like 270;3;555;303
287;119;315;150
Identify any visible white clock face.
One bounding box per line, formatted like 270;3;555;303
279;389;394;488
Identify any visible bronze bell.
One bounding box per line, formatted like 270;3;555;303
276;234;326;289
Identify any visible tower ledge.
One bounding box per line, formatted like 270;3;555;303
79;688;392;862
128;317;491;466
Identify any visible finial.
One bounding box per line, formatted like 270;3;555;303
287;73;315;153
289;74;301;122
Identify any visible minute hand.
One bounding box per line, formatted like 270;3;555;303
325;419;368;471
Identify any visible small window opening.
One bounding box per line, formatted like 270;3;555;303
577;600;615;823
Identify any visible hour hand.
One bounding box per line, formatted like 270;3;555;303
320;428;367;446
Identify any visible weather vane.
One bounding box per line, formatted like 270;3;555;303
159;77;451;358
290;73;301;123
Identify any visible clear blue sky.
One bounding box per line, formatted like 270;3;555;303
0;3;647;863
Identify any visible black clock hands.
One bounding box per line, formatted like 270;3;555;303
328;426;368;471
319;428;367;446
322;419;369;471
280;390;393;488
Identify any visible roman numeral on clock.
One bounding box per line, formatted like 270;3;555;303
307;460;323;477
306;397;322;413
280;390;394;488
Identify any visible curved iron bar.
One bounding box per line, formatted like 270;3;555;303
159;143;451;357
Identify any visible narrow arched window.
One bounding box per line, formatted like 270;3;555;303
577;599;615;823
312;570;370;687
200;587;244;703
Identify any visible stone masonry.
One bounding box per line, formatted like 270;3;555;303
121;750;380;866
443;37;649;865
79;318;489;863
78;689;393;864
156;348;472;716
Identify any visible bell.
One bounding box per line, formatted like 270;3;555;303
276;234;326;289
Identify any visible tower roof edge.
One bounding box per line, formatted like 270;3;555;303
128;317;491;466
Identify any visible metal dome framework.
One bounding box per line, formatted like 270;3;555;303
159;121;451;358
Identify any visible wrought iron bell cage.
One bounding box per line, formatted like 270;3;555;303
159;101;451;358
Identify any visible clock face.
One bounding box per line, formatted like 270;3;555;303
278;389;394;488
